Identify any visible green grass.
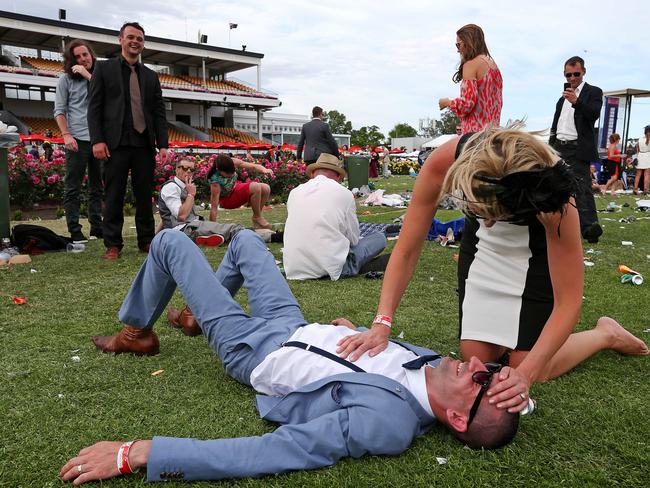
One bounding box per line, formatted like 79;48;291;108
1;177;649;487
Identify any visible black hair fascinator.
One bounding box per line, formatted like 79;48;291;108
473;161;577;223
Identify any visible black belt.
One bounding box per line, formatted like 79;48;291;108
555;139;578;146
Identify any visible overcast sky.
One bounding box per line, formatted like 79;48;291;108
7;0;650;139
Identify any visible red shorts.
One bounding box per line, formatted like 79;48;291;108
219;181;251;209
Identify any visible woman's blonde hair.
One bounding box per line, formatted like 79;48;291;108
442;128;559;221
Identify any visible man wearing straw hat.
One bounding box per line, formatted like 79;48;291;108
283;153;388;280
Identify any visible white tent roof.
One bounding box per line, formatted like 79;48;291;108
422;134;456;148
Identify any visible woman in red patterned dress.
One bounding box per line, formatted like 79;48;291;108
439;24;503;134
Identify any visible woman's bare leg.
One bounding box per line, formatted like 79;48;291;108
509;317;648;382
249;182;271;228
460;339;508;364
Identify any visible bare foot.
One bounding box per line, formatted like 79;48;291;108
252;217;272;229
596;317;649;356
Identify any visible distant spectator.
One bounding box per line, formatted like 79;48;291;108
603;133;622;195
42;140;53;161
44;128;53;138
297;106;340;164
633;126;650;195
28;144;39;159
369;152;379;178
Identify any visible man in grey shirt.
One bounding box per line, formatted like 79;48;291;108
54;39;103;243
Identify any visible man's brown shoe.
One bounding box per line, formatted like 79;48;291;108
91;325;160;355
167;305;202;336
102;247;121;260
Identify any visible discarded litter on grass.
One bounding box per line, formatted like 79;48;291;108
584;260;595;267
436;457;447;465
71;356;81;362
621;241;634;246
30;268;37;273
397;331;405;339
151;369;164;376
11;296;27;305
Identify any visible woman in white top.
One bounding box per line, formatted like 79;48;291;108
633;126;650;194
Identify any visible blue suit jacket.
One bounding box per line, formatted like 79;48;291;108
146;340;440;482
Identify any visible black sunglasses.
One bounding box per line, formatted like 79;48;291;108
467;362;503;427
178;165;195;172
564;71;582;78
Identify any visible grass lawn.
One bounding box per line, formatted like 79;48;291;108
1;176;649;487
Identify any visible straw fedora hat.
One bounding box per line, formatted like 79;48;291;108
306;153;347;178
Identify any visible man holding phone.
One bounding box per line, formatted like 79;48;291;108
549;56;603;243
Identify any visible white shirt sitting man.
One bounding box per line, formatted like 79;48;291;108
283;153;388;280
158;158;242;245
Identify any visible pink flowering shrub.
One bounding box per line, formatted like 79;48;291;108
8;146;66;208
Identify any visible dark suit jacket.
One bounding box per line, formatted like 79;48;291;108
297;118;340;162
87;57;168;150
549;82;603;162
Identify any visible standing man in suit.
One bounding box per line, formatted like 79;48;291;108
88;22;168;260
297;106;340;164
549;56;603;243
62;229;520;484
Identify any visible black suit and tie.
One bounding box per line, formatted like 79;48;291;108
549;81;603;239
88;56;168;250
296;118;340;164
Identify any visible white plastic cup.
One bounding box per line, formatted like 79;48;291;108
66;243;85;253
520;398;537;416
631;274;644;286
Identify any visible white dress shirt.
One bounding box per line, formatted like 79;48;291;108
250;323;434;416
556;80;585;141
283;175;360;280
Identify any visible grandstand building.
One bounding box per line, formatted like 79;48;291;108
0;10;323;148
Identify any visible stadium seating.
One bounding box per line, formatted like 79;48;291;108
21;57;64;75
21;117;61;137
167;126;196;142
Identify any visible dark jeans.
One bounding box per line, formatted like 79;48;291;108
103;145;155;249
553;143;599;234
64;139;103;235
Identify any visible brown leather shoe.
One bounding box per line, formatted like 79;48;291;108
139;243;151;253
102;247;121;260
167;305;202;336
91;325;160;355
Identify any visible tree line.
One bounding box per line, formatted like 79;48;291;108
323;110;459;147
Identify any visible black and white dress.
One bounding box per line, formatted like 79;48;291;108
457;216;553;351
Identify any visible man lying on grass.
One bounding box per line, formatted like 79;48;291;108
61;229;524;484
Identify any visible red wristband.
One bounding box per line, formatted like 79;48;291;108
373;314;392;328
117;441;139;474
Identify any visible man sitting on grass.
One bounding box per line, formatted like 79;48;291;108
64;229;522;484
283;153;389;280
158;157;243;246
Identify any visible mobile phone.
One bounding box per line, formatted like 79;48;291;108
563;82;571;90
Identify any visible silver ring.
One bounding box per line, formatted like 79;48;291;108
519;393;526;401
77;464;83;473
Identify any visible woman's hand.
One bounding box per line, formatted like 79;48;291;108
336;324;390;361
486;366;531;413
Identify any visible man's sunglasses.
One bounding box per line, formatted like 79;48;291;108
467;362;503;427
178;165;195;172
564;72;582;78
